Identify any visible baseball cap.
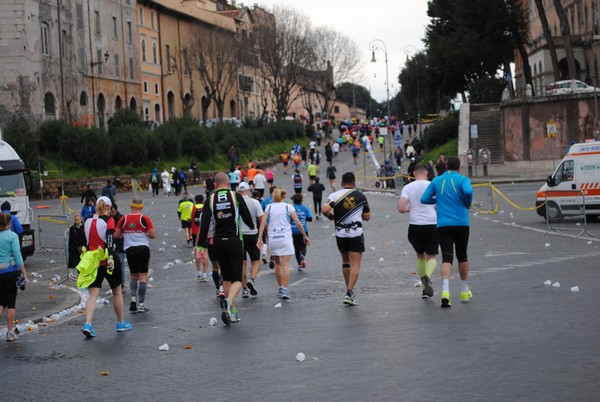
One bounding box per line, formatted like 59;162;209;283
238;182;250;191
97;196;112;206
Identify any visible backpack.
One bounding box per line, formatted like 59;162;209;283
179;171;186;181
151;174;158;183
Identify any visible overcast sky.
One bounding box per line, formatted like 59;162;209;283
256;0;430;102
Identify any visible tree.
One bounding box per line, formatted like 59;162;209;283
188;27;238;121
256;6;313;120
552;0;577;79
3;115;39;168
335;83;379;116
534;0;560;81
506;0;534;95
425;0;516;101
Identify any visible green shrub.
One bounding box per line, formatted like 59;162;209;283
76;127;112;170
155;124;181;160
57;125;83;161
38;119;68;153
146;131;163;162
108;109;141;136
181;126;216;162
423;113;459;151
111;124;148;167
3;115;40;168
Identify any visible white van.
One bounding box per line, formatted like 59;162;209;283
536;141;600;221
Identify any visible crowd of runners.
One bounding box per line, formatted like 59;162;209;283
0;129;474;340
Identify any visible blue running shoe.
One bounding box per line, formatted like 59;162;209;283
231;307;241;323
116;321;133;332
82;323;97;338
280;288;290;300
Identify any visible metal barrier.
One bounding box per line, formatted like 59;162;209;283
37;213;71;252
544;190;594;238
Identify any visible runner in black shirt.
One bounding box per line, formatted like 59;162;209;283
197;172;254;325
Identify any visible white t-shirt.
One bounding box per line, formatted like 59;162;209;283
400;180;437;225
253;173;267;190
265;202;295;240
309;141;316;149
241;195;263;235
332;143;340;153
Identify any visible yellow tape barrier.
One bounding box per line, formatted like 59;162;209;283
472;182;546;214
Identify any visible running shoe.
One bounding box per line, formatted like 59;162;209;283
231;307;241;323
277;287;284;297
137;303;149;313
269;257;275;269
6;330;18;341
216;290;226;299
460;287;473;303
220;298;232;326
421;276;434;298
242;288;250;298
280;288;290;300
441;291;452;308
297;265;303;272
116;321;133;332
343;291;358;306
261;255;268;264
82;323;97;338
300;255;306;269
197;273;203;281
129;296;137;313
247;281;258;296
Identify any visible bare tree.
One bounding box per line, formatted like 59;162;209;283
534;0;560;81
188;27;238;121
168;46;195;117
256;5;313;121
552;0;577;79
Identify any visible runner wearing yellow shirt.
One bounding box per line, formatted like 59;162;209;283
177;192;195;247
307;162;318;184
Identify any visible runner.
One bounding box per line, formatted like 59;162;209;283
257;189;309;300
205;172;215;198
197;172;255;325
326;163;337;191
246;164;257;189
292;169;303;194
161;168;171;196
191;195;208;281
290;193;312;271
307;177;326;220
177;192;194;247
80;197;131;337
280;151;290;175
265;168;275;190
307;161;318;184
237;182;264;298
398;163;438;298
322;172;371;306
420;156;473;308
253;168;267;199
114;198;156;314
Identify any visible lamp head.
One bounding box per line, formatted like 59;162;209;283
371;52;376;63
103;51;110;63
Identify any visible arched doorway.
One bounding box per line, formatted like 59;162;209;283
130;97;137;111
167;91;175;120
115;95;123;111
154;103;161;121
97;93;105;128
229;100;236;117
80;91;88;106
44;92;56;116
183;93;192;117
558;58;582;80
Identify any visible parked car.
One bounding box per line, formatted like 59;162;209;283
545;80;600;95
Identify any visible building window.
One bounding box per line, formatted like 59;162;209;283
41;24;50;56
129;57;134;79
166;45;171;71
44;92;56;115
155;104;160;121
76;4;84;30
60;29;66;57
154;83;159;95
114;54;120;77
127;21;132;42
167;91;174;119
80;91;87;106
334;105;340;113
139;7;144;26
152;39;157;64
141;37;146;62
144;106;150;121
94;11;100;35
97;50;103;74
112;17;118;38
183;49;189;75
151;11;155;29
144;81;148;93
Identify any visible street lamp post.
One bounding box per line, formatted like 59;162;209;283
404;46;421;140
89;50;110;127
370;39;391;162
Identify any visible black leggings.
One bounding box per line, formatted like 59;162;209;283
313;197;322;215
0;271;19;309
292;234;307;265
438;226;469;264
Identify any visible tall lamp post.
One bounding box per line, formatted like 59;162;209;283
404;46;421;140
90;50;110;127
370;39;391;161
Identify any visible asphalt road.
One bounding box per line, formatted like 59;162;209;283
2;152;600;401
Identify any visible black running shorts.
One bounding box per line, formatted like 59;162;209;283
89;264;123;289
438;226;469;264
181;220;192;229
126;245;151;274
335;235;365;253
408;224;439;255
213;238;243;282
0;271;19;309
242;234;260;261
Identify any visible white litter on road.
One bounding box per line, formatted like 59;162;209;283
158;343;170;351
552;282;560;288
571;286;580;292
545;243;551;247
544;280;552;286
379;257;384;263
296;352;305;362
209;317;217;326
274;303;282;308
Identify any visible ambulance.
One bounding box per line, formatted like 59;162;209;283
536;141;600;222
